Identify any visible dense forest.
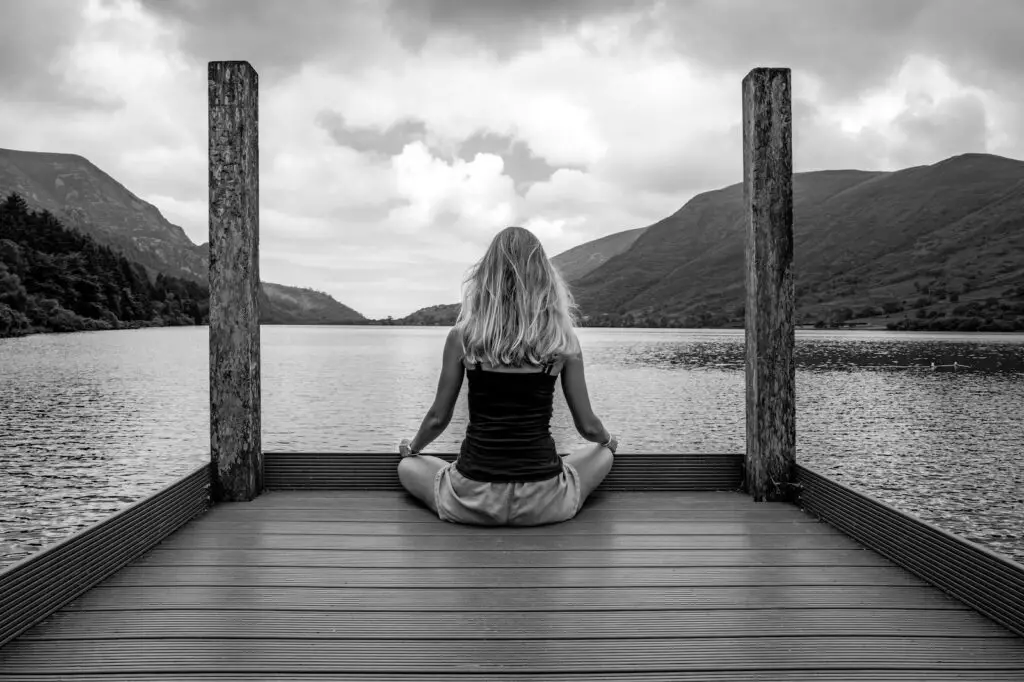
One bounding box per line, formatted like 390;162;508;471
0;192;208;337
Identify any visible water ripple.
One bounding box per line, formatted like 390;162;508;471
1;326;1021;567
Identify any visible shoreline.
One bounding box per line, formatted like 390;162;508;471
6;321;1024;341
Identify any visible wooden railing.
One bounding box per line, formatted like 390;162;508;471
0;463;210;647
797;465;1024;638
263;452;744;491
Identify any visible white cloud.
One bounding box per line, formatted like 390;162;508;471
797;55;1001;171
387;142;517;236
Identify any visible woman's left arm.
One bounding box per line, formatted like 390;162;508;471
406;327;465;453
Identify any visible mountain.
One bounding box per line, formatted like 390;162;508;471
260;282;364;324
0;148;209;282
548;226;647;283
398;225;649;324
572;153;1024;330
399;303;461;326
0;148;365;324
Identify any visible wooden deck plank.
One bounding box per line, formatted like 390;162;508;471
203;507;814;523
4;489;1021;678
6;674;1024;682
3;637;1024;674
248;490;781;510
102;564;927;588
157;530;867;551
23;608;1017;640
180;521;837;535
63;584;970;611
135;547;891;567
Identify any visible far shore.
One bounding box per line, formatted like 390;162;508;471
7;322;1024;341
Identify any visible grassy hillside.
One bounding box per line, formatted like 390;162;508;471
572;153;1024;331
550;226;647;283
397;303;460;326
261;282;364;324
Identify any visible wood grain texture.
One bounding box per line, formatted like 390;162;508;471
100;564;927;589
3;637;1024;675
742;67;795;502
24;608;1013;640
4;490;1021;679
59;584;972;612
133;547;892;568
7;674;1024;682
6;675;1024;682
208;61;262;502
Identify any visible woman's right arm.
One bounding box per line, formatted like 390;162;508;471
560;348;612;445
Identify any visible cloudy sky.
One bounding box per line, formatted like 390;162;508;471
3;0;1023;318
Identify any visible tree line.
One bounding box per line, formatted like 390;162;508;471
0;192;209;337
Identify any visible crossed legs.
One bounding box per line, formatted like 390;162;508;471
562;442;615;505
396;454;448;514
396;443;614;516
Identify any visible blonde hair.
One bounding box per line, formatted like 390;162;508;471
456;226;581;367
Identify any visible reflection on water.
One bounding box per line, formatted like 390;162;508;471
625;329;1024;374
1;326;1022;567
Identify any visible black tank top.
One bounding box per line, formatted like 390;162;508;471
456;359;563;483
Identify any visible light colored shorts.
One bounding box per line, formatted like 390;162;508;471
433;461;583;526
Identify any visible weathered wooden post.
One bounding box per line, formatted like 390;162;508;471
742;67;796;502
208;61;262;501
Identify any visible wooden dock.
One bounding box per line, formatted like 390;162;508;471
2;455;1024;679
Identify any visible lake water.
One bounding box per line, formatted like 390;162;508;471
1;326;1022;568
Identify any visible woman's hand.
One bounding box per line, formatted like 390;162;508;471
398;438;417;457
603;434;619;455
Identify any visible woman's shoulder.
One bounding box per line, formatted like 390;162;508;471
560;330;583;358
446;325;465;347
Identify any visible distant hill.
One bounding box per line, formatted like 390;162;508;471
398;225;649;325
571;153;1024;331
0;148;365;324
261;282;364;324
399;303;461;326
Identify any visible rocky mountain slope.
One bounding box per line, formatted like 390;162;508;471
0;148;365;324
0;148;209;282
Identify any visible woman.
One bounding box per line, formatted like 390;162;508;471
396;226;618;526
